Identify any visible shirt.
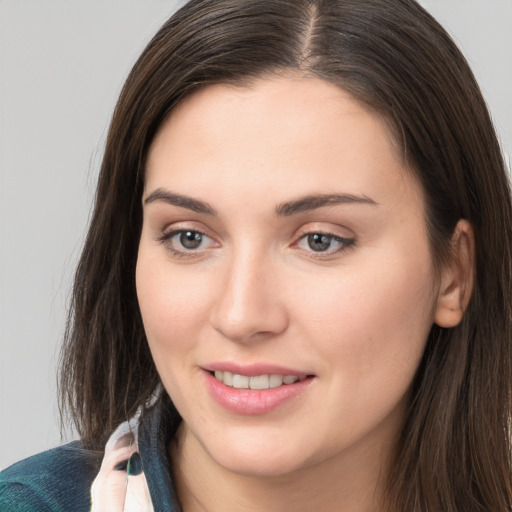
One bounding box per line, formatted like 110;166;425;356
0;398;182;512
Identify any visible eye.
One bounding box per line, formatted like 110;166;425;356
158;229;217;255
175;230;205;250
296;232;354;254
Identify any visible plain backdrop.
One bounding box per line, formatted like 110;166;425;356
1;0;511;471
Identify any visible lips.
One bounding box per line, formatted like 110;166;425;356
204;362;311;377
203;364;314;415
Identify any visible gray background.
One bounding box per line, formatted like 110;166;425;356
1;0;511;470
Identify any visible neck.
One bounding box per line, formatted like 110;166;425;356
170;424;395;512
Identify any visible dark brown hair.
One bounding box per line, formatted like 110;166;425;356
60;0;512;509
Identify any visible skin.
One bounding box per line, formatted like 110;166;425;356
136;76;473;511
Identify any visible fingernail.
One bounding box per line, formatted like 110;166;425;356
114;459;128;471
127;452;143;476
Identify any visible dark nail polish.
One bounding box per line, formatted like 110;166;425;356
114;459;128;471
127;452;143;476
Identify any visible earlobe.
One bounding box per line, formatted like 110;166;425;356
434;219;475;328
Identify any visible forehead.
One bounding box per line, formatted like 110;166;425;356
145;76;423;213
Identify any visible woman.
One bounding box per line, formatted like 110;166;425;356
1;0;511;510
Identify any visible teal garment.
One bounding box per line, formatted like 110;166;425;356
0;442;97;512
0;397;181;512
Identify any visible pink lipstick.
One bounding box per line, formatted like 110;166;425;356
202;363;314;415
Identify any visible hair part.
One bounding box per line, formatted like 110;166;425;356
59;0;512;509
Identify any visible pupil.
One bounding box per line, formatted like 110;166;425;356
180;231;202;249
308;233;331;252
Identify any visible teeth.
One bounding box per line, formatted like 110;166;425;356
233;374;249;389
269;375;283;388
249;374;269;389
213;371;304;389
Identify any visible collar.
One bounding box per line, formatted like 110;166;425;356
90;392;182;512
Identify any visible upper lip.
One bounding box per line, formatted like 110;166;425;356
203;362;313;377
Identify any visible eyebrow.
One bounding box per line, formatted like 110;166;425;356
144;188;217;215
275;193;377;216
143;188;377;217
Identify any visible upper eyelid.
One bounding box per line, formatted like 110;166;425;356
298;231;352;241
160;222;216;239
293;223;355;240
159;228;217;247
294;232;354;248
161;227;209;238
156;222;355;246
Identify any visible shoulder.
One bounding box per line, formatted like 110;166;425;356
0;441;101;512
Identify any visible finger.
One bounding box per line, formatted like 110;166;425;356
91;440;138;512
90;469;127;512
105;423;136;452
123;453;154;512
99;444;136;473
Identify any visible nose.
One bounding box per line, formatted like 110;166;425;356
209;248;289;344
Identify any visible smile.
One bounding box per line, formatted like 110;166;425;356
205;369;314;415
213;371;307;390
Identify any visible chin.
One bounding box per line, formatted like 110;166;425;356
214;449;308;478
200;430;317;478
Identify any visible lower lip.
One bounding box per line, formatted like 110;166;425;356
204;371;314;415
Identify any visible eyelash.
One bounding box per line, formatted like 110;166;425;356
156;229;216;258
156;229;355;258
294;232;355;257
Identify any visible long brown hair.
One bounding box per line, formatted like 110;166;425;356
59;0;512;509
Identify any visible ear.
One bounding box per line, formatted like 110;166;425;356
434;219;475;328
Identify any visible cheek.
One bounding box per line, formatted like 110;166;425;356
294;249;436;392
279;253;435;449
135;247;212;366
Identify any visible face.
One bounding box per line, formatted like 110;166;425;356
136;76;440;477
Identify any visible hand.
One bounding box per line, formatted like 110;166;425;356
90;431;154;512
